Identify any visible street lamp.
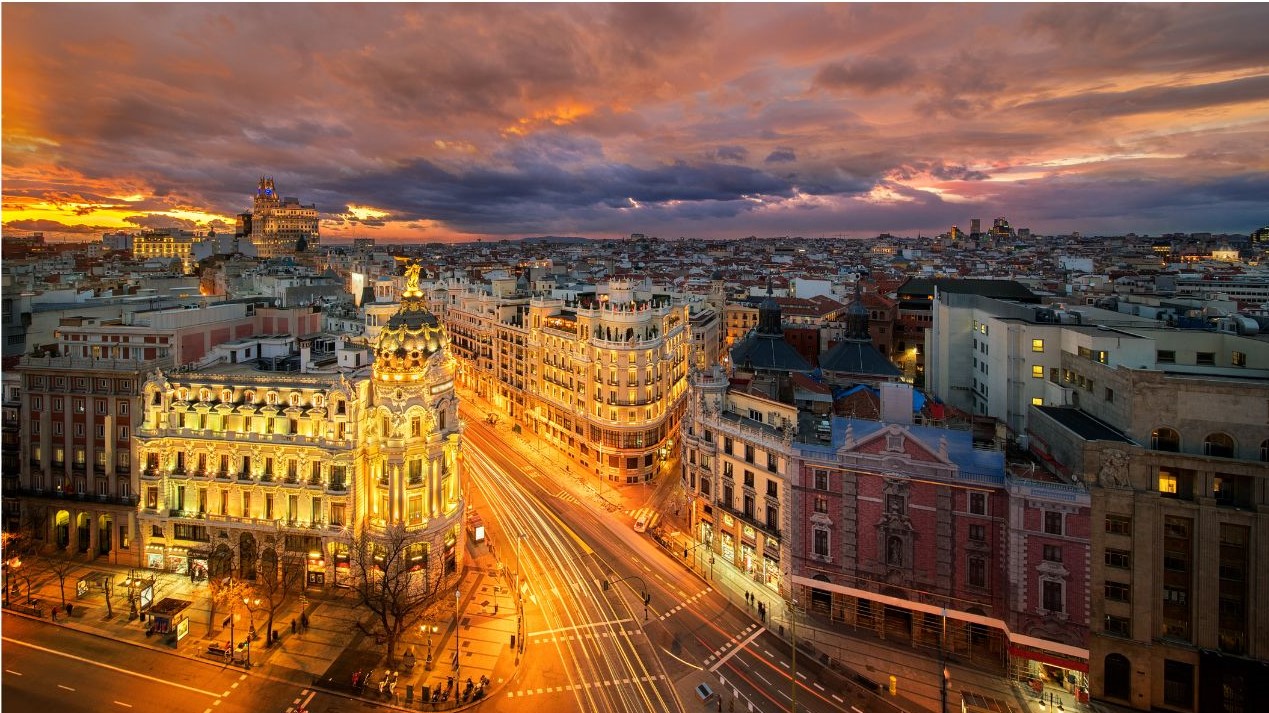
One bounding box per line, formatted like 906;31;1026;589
422;623;438;670
454;589;461;682
242;596;261;668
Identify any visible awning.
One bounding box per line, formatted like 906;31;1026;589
1008;645;1089;673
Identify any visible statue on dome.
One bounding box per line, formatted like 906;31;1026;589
404;261;422;293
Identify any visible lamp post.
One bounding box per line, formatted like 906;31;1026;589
242;595;261;668
513;531;526;655
454;588;461;682
423;623;438;669
790;598;798;713
940;608;949;713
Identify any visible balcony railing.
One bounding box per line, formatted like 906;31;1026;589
6;487;139;507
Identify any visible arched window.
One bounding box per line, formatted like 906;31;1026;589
1204;433;1235;458
1104;653;1131;700
1150;427;1180;452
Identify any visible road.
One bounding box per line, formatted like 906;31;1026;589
0;614;323;713
461;409;896;713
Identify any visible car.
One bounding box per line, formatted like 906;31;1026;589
633;517;649;533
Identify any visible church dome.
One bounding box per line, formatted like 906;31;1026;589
374;262;449;378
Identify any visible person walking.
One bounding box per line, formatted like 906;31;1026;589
291;619;297;634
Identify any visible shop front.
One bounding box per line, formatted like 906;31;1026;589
1009;642;1090;704
306;550;326;587
188;547;211;582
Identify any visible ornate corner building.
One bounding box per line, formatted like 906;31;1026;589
135;267;464;588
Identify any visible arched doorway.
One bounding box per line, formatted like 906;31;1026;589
54;510;71;549
259;548;278;585
76;513;91;553
1104;653;1131;700
239;532;258;580
98;515;113;555
209;543;233;579
810;574;832;615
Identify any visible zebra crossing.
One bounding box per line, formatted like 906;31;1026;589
629;506;661;530
704;623;763;670
506;674;667;697
655;586;712;622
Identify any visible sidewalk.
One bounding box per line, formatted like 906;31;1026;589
3;535;521;711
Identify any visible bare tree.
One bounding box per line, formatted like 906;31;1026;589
207;575;252;640
345;523;449;667
40;546;81;611
249;553;304;644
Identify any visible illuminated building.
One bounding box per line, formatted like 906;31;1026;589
439;275;690;485
134;265;463;587
247;177;320;258
131;229;197;270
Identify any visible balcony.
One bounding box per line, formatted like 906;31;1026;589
6;486;139;507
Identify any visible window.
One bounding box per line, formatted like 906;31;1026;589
1100;514;1130;536
969;524;985;542
812;529;829;557
885;494;904;514
1104;615;1131;638
766;481;778;498
1031;397;1043;406
1157;349;1176;363
330;503;346;526
1105;387;1114;403
765;505;778;530
1105;549;1130;569
1196;351;1215;366
1044;511;1064;535
1105;581;1131;602
743;470;754;487
967;556;987;588
1031;339;1044;353
1151;427;1180;451
813;495;829;513
1163;660;1194;709
1031;365;1044;378
1232;351;1246;367
1042;580;1064;613
814;470;828;490
1043;545;1062;562
1204;433;1235;458
743;444;755;464
969;492;986;515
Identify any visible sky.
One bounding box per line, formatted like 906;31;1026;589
3;3;1268;243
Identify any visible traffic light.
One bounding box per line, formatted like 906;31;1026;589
643;592;651;606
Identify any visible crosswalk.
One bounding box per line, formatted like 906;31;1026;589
506;675;667;697
655;586;712;622
704;623;763;670
628;506;661;530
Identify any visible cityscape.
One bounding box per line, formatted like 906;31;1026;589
3;5;1269;713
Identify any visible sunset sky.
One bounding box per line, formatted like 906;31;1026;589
3;3;1268;243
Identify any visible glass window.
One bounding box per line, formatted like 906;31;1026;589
1042;580;1064;612
969;492;986;515
1044;511;1064;535
1031;365;1044;378
1031;339;1044;353
1031;397;1043;406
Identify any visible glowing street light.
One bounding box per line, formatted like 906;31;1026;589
422;623;439;670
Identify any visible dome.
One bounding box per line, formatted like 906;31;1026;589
374;262;450;377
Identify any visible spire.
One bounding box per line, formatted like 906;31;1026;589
757;277;782;335
844;277;870;341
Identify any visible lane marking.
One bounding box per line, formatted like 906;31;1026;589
5;669;22;676
58;684;76;691
709;627;765;673
114;703;133;709
1;637;223;698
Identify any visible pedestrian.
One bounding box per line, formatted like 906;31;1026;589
717;695;723;711
291;619;297;634
51;607;57;622
301;612;309;630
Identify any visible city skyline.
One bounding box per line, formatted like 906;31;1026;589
4;3;1268;243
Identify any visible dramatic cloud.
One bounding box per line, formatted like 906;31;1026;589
3;3;1267;242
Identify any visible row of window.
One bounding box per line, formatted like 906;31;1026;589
31;422;130;440
27;376;134;392
29;396;128;415
1151;428;1268;461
